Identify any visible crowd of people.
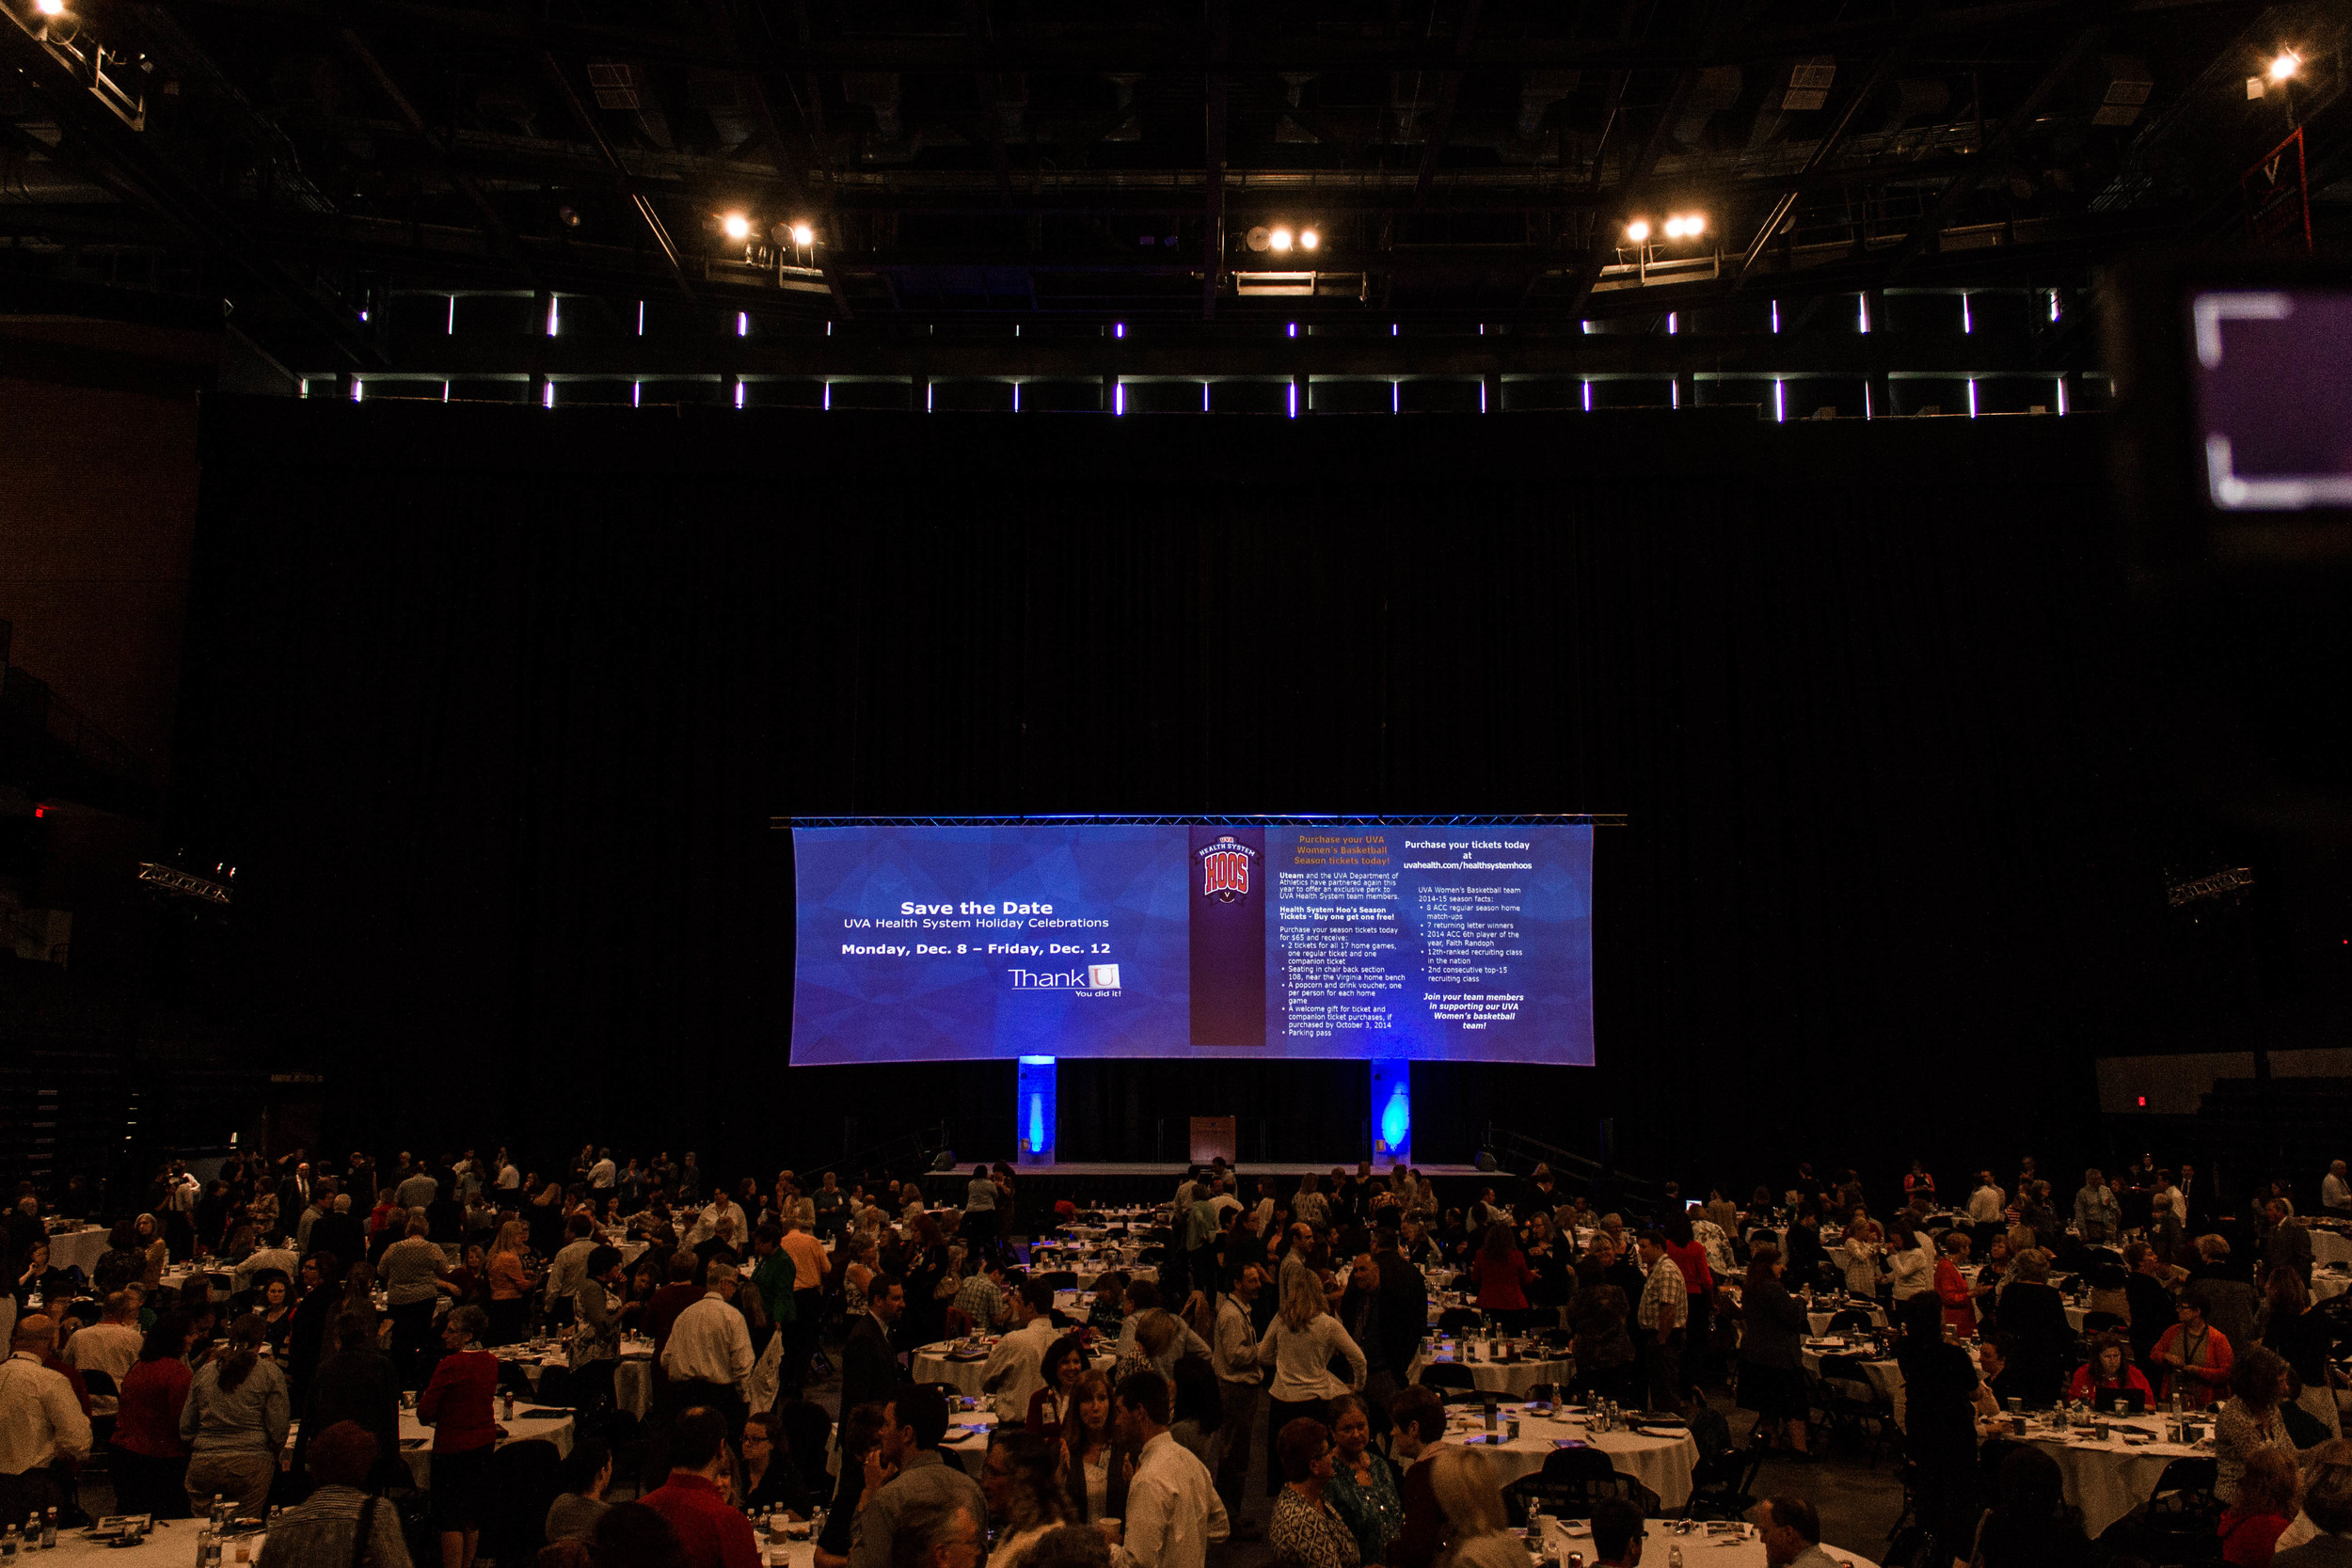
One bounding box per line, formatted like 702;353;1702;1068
0;1145;2349;1568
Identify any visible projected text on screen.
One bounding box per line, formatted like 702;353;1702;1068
791;822;1595;1066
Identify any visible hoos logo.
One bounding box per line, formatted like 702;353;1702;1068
1009;964;1121;990
1197;835;1258;903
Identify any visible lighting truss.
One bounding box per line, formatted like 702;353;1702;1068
777;813;1626;829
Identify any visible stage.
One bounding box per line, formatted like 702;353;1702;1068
921;1160;1512;1211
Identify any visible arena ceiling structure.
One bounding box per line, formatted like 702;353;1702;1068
1;0;2343;394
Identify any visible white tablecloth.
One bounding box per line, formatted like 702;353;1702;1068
2315;1272;2351;1303
2022;1430;2205;1538
915;1339;1113;1396
47;1227;110;1277
2312;1230;2352;1269
1806;1307;1886;1336
498;1346;654;1418
1528;1518;1879;1568
1432;1402;1699;1511
1413;1347;1573;1399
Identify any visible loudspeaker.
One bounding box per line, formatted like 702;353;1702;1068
1474;1151;1498;1173
930;1150;958;1171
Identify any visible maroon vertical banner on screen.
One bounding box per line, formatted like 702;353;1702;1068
1188;825;1266;1047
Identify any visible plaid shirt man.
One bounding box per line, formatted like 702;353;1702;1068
952;1271;1007;1331
1636;1249;1685;1332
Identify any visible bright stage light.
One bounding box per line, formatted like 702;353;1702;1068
789;223;816;246
1624;220;1651;243
1299;228;1319;251
34;0;65;15
1269;227;1293;252
721;213;752;242
2271;50;2301;82
1662;217;1686;239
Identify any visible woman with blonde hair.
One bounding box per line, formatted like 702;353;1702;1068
485;1218;538;1346
1423;1448;1521;1568
1255;1269;1366;1496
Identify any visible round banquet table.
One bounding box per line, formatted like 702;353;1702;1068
281;1403;577;1488
1431;1401;1699;1513
46;1226;110;1277
43;1530;827;1568
1412;1342;1574;1399
2315;1270;2352;1303
2312;1229;2352;1269
913;1338;1115;1397
2020;1426;2209;1539
496;1341;655;1418
1527;1517;1878;1568
1806;1306;1887;1337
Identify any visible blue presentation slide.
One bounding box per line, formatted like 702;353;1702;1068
790;823;1594;1066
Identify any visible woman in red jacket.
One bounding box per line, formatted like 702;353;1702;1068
1933;1232;1979;1339
1468;1222;1534;1330
419;1304;500;1568
2066;1332;2156;1407
112;1311;199;1517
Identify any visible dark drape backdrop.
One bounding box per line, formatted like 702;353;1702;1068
175;398;2180;1194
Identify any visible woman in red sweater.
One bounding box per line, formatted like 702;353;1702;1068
419;1304;500;1568
112;1311;199;1518
2217;1447;2296;1566
1468;1222;1534;1329
1933;1232;1979;1338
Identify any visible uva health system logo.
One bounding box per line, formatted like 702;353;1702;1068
1197;834;1258;902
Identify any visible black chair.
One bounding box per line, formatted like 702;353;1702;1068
1034;1271;1080;1292
1417;1363;1475;1390
1680;1445;1766;1520
2137;1455;2223;1564
1509;1446;1645;1520
1438;1307;1484;1335
1808;1357;1883;1462
774;1398;834;1494
1826;1308;1876;1333
2081;1310;2126;1335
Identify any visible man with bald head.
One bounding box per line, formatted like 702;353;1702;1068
0;1315;92;1521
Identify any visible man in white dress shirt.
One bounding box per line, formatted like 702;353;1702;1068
1106;1370;1227;1568
1209;1264;1265;1533
2324;1161;2352;1215
0;1316;90;1521
689;1192;748;1254
588;1149;617;1192
980;1279;1061;1423
660;1261;755;1437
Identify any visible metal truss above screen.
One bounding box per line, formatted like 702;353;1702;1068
3;0;2340;376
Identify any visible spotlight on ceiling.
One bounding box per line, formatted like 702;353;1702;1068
788;222;816;246
1268;227;1294;253
33;0;64;14
721;212;752;242
1298;228;1320;251
2270;49;2301;82
1246;225;1272;252
1624;219;1651;244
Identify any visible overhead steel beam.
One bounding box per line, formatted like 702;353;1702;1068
181;0;2195;75
338;27;537;287
0;4;382;365
1412;0;1485;208
535;51;696;302
960;0;1015;207
1874;14;2118;288
1202;0;1229;321
1734;48;1905;286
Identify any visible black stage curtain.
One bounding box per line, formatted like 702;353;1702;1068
175;399;2171;1190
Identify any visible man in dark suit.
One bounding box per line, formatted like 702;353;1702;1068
2178;1164;2211;1230
1371;1218;1428;1374
2122;1242;2178;1383
1995;1254;2074;1404
840;1275;908;1442
306;1192;365;1269
278;1158;315;1227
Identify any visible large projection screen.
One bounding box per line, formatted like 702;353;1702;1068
790;820;1594;1066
